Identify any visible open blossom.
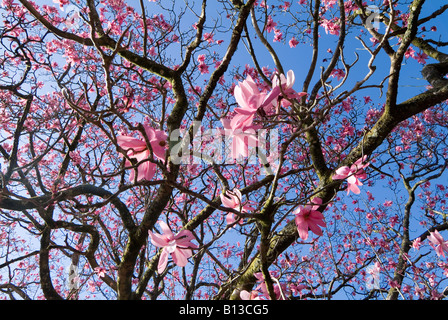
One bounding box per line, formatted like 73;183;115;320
233;71;305;125
321;17;340;35
266;70;307;108
367;261;381;280
197;54;206;63
198;63;209;74
427;230;448;258
412;237;422;251
405;46;416;59
273;29;283;42
294;197;326;240
289;37;299;48
94;266;107;278
220;188;252;225
116;124;167;182
330;68;345;81
415;51;428;64
332;155;369;195
53;0;69;9
203;32;215;44
233;75;269;125
265;15;277;33
148;221;198;273
221;117;259;160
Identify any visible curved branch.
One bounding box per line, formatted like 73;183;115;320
0;184;136;232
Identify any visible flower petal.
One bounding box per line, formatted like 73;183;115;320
295;216;309;240
171;248;190;267
157;221;174;238
157;248;169;273
148;230;169;248
333;166;350;180
117;135;147;153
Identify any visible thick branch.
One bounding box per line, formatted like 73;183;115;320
0;184;136;232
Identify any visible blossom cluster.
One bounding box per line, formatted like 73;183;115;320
115;65;445;277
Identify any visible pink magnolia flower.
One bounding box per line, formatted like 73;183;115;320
294;197;326;240
289;37;299;48
415;51;428;64
412;237;422;251
221;117;259;160
321;17;340;35
330;68;345;81
332;155;369;195
117;124;167;182
265;70;307;108
53;0;69;9
427;230;448;258
220;188;252;225
198;63;209;74
405;46;416;59
265;15;277;33
233;75;268;125
148;221;198;273
291;283;307;298
203;32;215;44
273;29;283;42
94;266;107;278
280;1;291;11
367;261;381;280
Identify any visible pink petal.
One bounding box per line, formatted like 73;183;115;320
347;175;360;186
171;248;190;267
148;230;169;248
151;136;168;161
285;70;295;88
226;212;236;225
309;210;325;222
436;245;445;257
347;183;361;195
220;118;232;130
311;197;322;210
141;125;168;160
231;130;258;158
295;216;309;240
231;113;255;130
175;231;198;250
441;242;448;255
157;221;174;238
220;193;239;209
136;160;157;181
308;222;323;236
261;86;281;109
231;188;242;200
333;166;350;180
354;155;368;166
116;135;147;153
157;248;169;273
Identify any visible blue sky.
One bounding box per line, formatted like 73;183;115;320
2;0;448;299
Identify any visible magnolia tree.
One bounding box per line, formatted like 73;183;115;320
1;0;448;300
